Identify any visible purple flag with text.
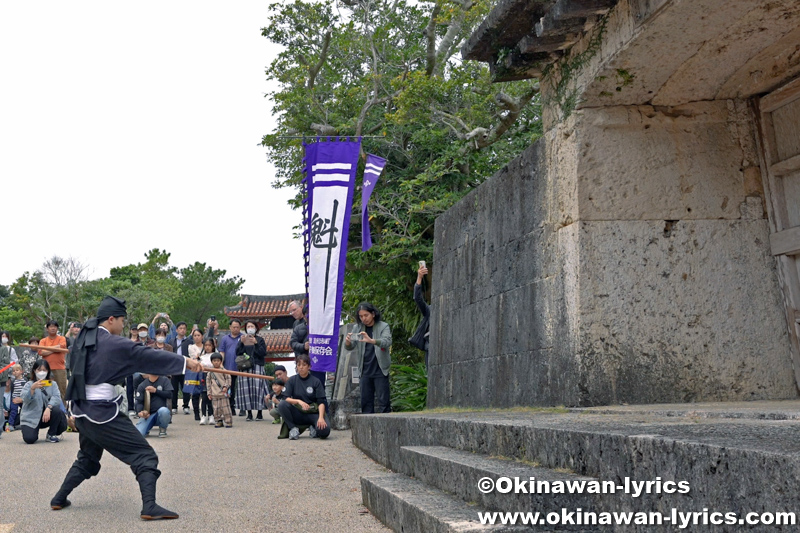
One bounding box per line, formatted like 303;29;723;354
304;138;360;373
361;154;386;251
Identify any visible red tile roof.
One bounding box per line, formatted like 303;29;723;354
259;329;293;354
225;294;305;319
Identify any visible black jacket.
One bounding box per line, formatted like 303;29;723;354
170;336;192;359
290;318;309;356
235;335;267;366
408;283;430;352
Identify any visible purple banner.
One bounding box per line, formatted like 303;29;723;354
304;138;360;373
361;154;386;251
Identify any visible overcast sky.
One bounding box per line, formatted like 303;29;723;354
0;2;305;298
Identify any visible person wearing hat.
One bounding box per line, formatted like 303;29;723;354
50;295;205;520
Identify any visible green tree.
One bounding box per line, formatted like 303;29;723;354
261;0;542;362
171;262;244;329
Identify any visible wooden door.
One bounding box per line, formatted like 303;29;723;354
758;77;800;388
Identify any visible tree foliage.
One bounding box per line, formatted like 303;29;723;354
261;0;542;362
0;250;244;339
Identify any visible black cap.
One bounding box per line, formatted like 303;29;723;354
97;296;127;319
274;365;287;373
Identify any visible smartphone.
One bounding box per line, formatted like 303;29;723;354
210;315;216;322
419;260;426;268
40;380;52;387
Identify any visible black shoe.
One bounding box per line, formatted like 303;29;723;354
238;410;246;416
50;498;71;510
245;415;253;422
140;503;179;520
194;414;201;421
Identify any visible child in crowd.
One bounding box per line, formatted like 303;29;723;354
19;338;39;377
266;379;286;424
6;364;26;431
206;353;231;428
198;339;215;425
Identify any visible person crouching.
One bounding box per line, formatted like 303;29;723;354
21;359;68;443
277;354;330;440
135;374;173;438
206;353;232;428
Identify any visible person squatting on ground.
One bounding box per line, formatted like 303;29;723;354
206;352;232;428
266;378;286;424
135;374;173;438
235;320;271;421
277;354;330;440
20;359;68;444
50;295;204;520
344;302;393;414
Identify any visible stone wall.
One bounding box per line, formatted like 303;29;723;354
429;99;797;407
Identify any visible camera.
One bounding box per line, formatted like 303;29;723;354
209;315;216;322
419;260;426;268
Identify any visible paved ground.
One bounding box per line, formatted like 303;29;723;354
0;411;390;533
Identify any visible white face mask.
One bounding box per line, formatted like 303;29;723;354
156;336;166;344
35;371;48;380
1;337;7;344
246;327;256;335
138;331;148;339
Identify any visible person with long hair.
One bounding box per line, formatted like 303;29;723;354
184;329;205;421
235;320;271;421
344;301;393;414
20;359;68;443
197;338;215;425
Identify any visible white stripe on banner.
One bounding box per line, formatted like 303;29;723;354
364;169;383;176
313;173;351;182
312;163;352;171
365;163;384;171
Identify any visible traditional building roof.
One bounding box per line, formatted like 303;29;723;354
224;294;305;319
259;329;293;355
461;0;619;82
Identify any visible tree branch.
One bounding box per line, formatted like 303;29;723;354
307;31;331;89
424;3;441;77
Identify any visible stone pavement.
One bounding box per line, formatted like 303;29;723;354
0;410;390;533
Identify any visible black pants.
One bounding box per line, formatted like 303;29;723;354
125;375;135;411
361;373;391;414
276;401;330;438
171;375;187;409
188;392;213;416
22;408;68;444
229;375;237;411
66;414;160;492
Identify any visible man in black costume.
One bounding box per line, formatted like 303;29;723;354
50;296;204;520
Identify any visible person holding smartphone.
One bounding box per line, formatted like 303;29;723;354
20;359;67;444
409;261;431;368
344;302;393;414
235;321;271;421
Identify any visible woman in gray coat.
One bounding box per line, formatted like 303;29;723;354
344;302;392;413
21;359;67;444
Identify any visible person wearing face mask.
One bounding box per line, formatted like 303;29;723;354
20;359;68;444
234;320;271;421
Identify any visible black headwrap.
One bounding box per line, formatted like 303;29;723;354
96;295;127;322
66;295;127;401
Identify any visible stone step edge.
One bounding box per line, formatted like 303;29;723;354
399;446;601;513
362;473;598;533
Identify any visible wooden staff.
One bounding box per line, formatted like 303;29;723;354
203;367;275;381
17;343;70;354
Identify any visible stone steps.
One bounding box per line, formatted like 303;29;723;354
399;446;600;515
362;473;601;532
352;409;800;531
